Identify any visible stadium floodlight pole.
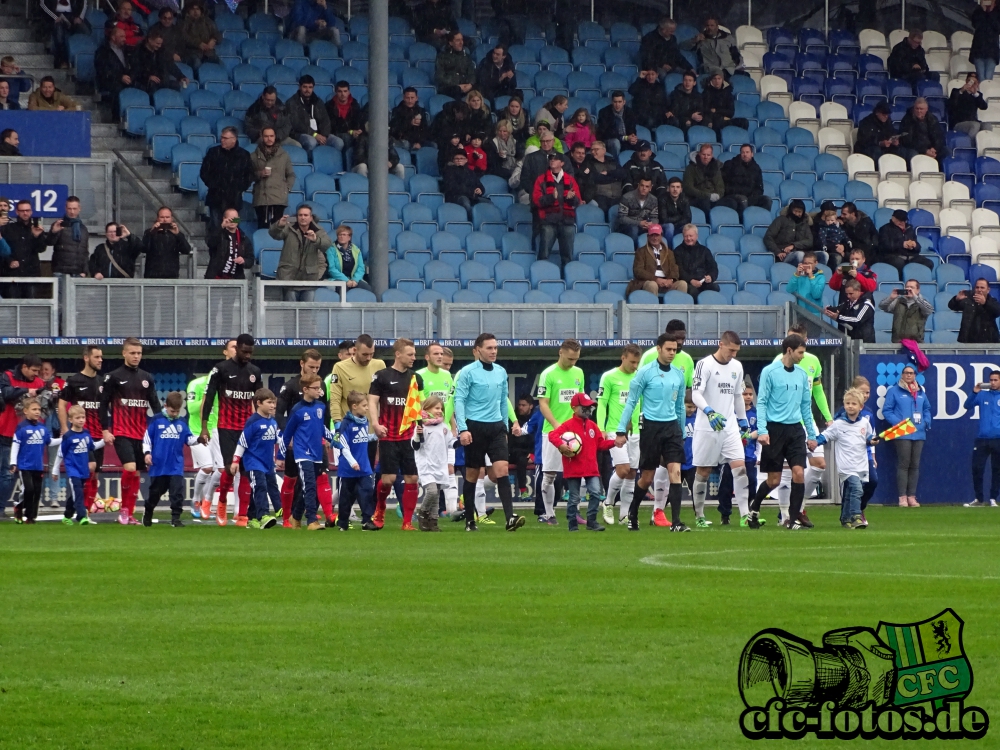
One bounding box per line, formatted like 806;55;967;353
368;0;390;297
591;0;594;23
825;0;829;38
748;0;752;27
901;0;906;31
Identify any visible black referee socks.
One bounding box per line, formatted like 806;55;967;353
750;479;771;513
668;483;682;526
463;474;477;523
788;482;805;522
628;478;647;519
495;475;514;520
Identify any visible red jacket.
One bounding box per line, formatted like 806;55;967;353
0;368;44;439
532;169;581;222
548;415;615;479
464;145;487;174
829;264;877;301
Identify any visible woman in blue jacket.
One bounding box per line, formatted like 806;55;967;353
882;364;932;507
324;225;371;291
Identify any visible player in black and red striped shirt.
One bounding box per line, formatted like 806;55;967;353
58;345;104;512
368;339;423;530
200;333;262;526
100;338;161;525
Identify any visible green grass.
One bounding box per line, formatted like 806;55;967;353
1;506;999;749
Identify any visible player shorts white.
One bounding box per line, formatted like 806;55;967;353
692;428;745;467
190;442;213;470
208;429;223;469
609;434;640;469
808;443;825;460
542;437;564;472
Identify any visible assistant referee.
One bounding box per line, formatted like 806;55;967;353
454;333;525;533
747;334;817;530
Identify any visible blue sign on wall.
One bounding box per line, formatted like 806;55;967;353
859;354;1000;505
0;111;91;157
1;184;70;218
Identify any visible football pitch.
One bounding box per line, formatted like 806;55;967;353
2;506;998;749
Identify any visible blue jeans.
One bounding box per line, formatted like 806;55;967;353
976;58;997;82
249;470;281;520
297;134;323;152
841;475;863;525
0;441;15;511
538;222;575;267
282;288;316;302
565;475;603;527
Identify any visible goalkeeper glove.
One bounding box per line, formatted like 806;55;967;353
705;408;727;432
738;418;751;441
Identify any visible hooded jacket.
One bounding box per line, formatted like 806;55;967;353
882;378;932;441
244;97;294;143
721;156;765;200
682;153;725;201
949;292;1000;344
878;291;933;343
763;200;813;255
548;413;615;478
684;28;741;75
269;221;331;281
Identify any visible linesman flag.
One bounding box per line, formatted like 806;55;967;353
879;418;917;441
399;375;422;435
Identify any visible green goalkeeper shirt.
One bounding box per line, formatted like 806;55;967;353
597;366;639;434
186;375;218;434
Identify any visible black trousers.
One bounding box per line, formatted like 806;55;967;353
881;253;934;273
145;475;185;520
19;470;44;520
972;438;1000;502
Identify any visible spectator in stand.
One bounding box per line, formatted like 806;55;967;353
245;87;296;145
878;209;933;271
288;0;342;46
703;69;746;139
351;121;405;179
683;143;738;217
180;1;220;69
464;131;487;175
535;96;568;142
830;247;877;305
498;95;530;142
475;43;518;107
88;221;142;279
484;119;521;180
949;73;989;137
442;148;487;218
564;108;596;149
465;90;494;138
199;127;256;234
0;56;34;98
721;144;772;218
786;251;827;310
27;75;79;110
524;120;564;153
855;102;910;162
104;0;143;47
629;69;669;131
578;140;624;216
147;8;183;67
41;0;90;69
823;279;876;342
516;131;566;204
415;0;457;50
269;206;330;301
533;151;579;267
1;200;47;298
950;279;1000;343
324;225;370;291
764;199;814;264
95;27;132;122
666;70;704;133
0;81;20;110
615;177;659;244
141;207;191;279
639;16;688;77
626;223;686;296
621;140;665;196
566;141;588;183
596;91;638;161
0;355;43;513
435;31;476;100
0;128;20;155
48;195;90;278
878;279;933;343
682;15;742;78
432;100;471;154
390;88;429;149
900;98;947;167
816;207;851;267
839;202;879;255
129;29;188;94
971;0;1000;81
888;29;932;91
288;75;332;151
325;80;363;152
673;223;719;300
250;126;296;228
205;208;253;280
660;176;692;235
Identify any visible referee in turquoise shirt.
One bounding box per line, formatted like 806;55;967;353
748;333;817;530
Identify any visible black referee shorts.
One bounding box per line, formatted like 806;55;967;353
379;440;417;476
465;419;509;469
638;419;685;472
113;437;146;471
759;422;808;473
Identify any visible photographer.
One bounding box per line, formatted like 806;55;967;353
830;248;877;305
823;279;876;342
205;208;253;280
141;207;192;279
88;222;142;279
785;251;826;309
48;196;89;278
964;371;1000;507
878;279;932;343
268;206;330;302
949;278;1000;343
948;72;989;137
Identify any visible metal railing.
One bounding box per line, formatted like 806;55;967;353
0;156;113;230
63;278;249;337
0;277;59;337
438;301;616;340
112;150;196;279
619;302;787;342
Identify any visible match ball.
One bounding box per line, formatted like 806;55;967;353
559;432;583;456
91;498;106;513
107;498;122;513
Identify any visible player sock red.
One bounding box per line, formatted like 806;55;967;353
402;483;418;525
218;471;234;506
84;472;98;507
236;474;251;518
374;481;390;525
123;470;140;514
280;476;296;519
317;473;334;520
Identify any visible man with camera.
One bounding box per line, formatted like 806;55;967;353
823;279;876;342
829;248;877;305
1;199;48;298
48;196;90;278
268;205;330;302
949;278;1000;343
88;222;142;280
141;207;192;279
205;208;253;280
878;279;933;343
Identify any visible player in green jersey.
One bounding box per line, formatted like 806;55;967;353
640;319;694;387
186;339;235;519
535;340;585;524
417;343;459;515
596;344;642;525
